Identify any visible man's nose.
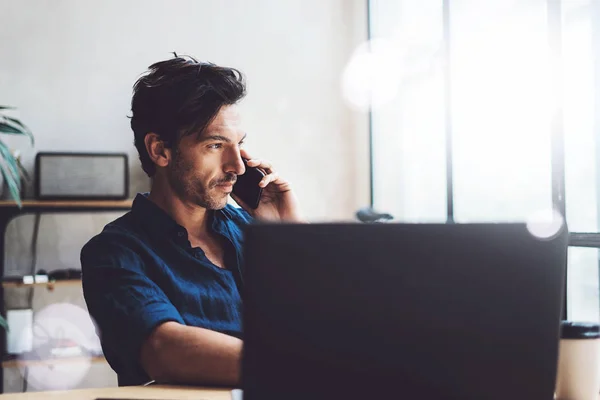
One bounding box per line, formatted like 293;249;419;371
225;151;245;176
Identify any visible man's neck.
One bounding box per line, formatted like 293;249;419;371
147;186;211;238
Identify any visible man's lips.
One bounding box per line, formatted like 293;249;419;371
215;182;235;189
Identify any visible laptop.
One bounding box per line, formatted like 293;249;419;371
241;223;568;400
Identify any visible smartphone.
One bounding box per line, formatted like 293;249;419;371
232;158;266;209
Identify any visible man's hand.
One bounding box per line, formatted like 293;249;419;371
231;149;305;222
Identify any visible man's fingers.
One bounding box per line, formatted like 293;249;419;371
259;172;279;188
240;149;252;160
247;158;273;172
260;173;291;192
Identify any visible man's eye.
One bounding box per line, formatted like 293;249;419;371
238;141;245;148
208;143;223;149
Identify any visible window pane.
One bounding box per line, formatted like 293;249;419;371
563;0;599;232
370;0;446;222
568;247;600;322
450;0;553;222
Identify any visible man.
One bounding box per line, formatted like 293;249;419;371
81;55;304;387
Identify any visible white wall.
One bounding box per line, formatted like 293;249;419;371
0;0;369;392
1;0;370;220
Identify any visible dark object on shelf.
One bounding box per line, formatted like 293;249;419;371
48;268;81;281
35;152;129;200
355;207;394;223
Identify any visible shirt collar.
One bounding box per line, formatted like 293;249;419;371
131;193;230;241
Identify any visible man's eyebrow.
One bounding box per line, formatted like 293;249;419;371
198;133;247;143
198;135;231;143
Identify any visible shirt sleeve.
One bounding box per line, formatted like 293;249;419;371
80;234;185;385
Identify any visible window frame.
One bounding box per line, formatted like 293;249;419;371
367;0;600;320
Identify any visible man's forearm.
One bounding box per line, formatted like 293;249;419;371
140;321;243;386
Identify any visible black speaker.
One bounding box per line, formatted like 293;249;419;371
35;152;129;200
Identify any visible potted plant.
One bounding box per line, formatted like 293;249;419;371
0;106;33;332
0;106;34;207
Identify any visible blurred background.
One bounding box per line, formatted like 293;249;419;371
0;0;598;393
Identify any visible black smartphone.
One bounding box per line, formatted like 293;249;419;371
232;158;266;209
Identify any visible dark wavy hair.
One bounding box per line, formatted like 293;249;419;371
130;54;246;176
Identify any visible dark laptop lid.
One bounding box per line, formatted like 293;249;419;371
241;223;568;400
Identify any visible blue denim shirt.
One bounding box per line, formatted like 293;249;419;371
81;193;251;386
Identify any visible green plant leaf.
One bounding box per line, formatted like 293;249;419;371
0;117;28;133
0;160;21;195
4;116;26;129
0;140;22;207
2;117;34;145
2;115;27;130
0;315;8;331
0;141;18;177
0;167;21;207
0;108;35;146
0;121;22;134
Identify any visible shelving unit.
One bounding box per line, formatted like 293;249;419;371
2;279;82;289
0;200;132;392
2;355;106;368
0;200;132;208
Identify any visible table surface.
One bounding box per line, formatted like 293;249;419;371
0;385;234;399
0;384;599;399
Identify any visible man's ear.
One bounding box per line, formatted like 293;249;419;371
145;133;172;168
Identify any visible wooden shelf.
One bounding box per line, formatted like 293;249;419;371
0;200;133;208
0;199;133;391
2;355;106;368
2;279;81;289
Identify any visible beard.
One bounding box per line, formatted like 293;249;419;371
167;150;237;210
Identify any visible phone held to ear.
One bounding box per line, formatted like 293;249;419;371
232;158;266;209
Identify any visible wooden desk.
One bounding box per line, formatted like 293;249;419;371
0;385;598;399
0;385;233;399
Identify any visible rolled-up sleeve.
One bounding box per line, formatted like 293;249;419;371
81;236;184;386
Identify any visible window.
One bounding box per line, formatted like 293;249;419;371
370;0;600;321
370;0;447;222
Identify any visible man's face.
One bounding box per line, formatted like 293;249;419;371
167;105;246;209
